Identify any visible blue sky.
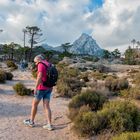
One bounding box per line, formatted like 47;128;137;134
0;0;140;52
88;0;104;11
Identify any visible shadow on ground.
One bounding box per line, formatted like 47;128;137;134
0;101;31;118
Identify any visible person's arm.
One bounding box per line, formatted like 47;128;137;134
34;72;43;94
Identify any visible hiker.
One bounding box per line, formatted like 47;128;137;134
23;54;53;130
20;60;24;71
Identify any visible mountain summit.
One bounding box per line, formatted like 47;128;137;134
70;33;103;56
42;33;103;57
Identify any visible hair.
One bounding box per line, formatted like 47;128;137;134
34;54;45;62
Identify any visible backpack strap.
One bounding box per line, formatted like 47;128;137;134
37;62;50;69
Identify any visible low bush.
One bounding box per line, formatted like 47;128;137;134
118;78;129;90
105;77;129;92
71;101;140;137
57;77;85;97
133;72;140;86
90;71;107;80
73;111;99;136
112;132;140;140
59;67;79;79
101;101;140;132
78;72;89;82
69;90;107;111
129;87;140;100
5;72;13;80
6;60;18;70
56;62;69;73
68;105;91;121
119;89;130;98
0;70;6;83
96;64;110;73
13;82;31;96
120;86;140;100
68;90;107;121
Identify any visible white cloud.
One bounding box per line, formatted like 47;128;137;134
90;0;140;51
0;0;140;52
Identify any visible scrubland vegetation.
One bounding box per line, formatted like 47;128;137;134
0;34;140;140
0;69;13;83
54;58;140;139
13;82;32;96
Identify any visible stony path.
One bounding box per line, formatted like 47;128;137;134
0;70;80;140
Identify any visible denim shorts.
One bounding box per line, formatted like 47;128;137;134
34;89;52;101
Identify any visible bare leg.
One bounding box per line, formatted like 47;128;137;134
30;98;40;122
43;100;52;125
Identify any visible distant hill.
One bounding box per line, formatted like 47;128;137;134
70;33;103;57
42;33;104;57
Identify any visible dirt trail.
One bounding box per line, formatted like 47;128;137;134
0;70;80;140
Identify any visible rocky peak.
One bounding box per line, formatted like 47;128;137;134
70;33;103;57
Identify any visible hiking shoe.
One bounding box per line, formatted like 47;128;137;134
43;124;54;130
23;119;35;127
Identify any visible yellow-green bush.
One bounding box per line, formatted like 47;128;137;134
6;60;18;70
71;101;140;137
120;86;140;100
57;77;85;97
56;62;69;73
56;64;85;97
119;89;130;98
129;87;140;100
13;82;31;96
101;101;140;132
118;78;129;90
68;90;107;121
59;67;79;79
0;70;6;83
105;77;129;92
68;105;91;121
73;111;99;136
90;71;107;80
133;72;140;86
69;90;107;111
78;72;89;82
112;132;140;140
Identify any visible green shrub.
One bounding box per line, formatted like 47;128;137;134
6;60;18;70
68;105;91;121
119;89;130;98
105;76;117;91
112;132;140;140
78;72;89;82
57;77;85;97
133;72;140;86
0;70;6;83
101;101;140;132
120;86;140;100
129;87;140;100
56;62;69;72
56;63;84;97
13;82;31;96
59;67;79;79
105;77;129;92
71;101;140;137
90;71;107;80
5;72;13;80
118;78;129;90
73;111;99;136
69;90;107;112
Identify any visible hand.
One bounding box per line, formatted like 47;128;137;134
34;89;37;95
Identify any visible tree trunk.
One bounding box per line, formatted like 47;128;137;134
29;34;34;62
